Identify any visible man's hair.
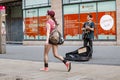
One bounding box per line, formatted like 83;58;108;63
88;14;93;18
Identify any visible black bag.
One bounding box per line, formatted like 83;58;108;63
58;34;64;45
49;27;64;45
65;46;92;61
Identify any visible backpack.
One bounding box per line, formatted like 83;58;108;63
49;26;64;45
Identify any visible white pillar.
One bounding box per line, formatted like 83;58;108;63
116;0;120;46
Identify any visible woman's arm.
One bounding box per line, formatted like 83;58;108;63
46;23;51;44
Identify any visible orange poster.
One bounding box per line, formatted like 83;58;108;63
24;16;47;39
64;14;79;39
24;17;38;39
97;11;116;35
38;16;47;36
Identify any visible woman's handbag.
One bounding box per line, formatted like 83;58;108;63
49;26;64;45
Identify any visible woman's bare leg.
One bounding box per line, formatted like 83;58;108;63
52;45;64;61
44;44;51;64
52;45;71;72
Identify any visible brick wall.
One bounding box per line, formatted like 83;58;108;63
51;0;63;32
116;0;120;45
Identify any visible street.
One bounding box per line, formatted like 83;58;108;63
0;44;120;65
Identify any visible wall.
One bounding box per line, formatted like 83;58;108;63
116;0;120;45
51;0;63;33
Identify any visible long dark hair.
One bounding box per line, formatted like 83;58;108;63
51;16;58;25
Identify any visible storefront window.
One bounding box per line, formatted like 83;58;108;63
24;9;39;40
23;0;51;40
64;5;80;40
97;1;116;40
23;7;50;40
63;0;116;41
23;0;51;9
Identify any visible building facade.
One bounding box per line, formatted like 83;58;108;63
1;0;119;46
23;0;120;46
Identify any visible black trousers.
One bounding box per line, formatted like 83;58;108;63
83;38;93;57
83;38;93;48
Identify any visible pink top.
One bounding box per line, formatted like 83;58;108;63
46;19;55;33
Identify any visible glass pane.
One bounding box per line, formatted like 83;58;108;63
63;0;104;4
97;1;116;40
63;0;69;4
24;9;39;40
70;0;82;3
80;3;97;40
25;0;49;8
81;0;98;2
38;7;50;40
64;5;79;40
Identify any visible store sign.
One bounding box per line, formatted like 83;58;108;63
80;3;96;13
100;15;114;30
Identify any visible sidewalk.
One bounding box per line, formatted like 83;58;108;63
0;59;120;80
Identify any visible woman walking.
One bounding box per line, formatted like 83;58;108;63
40;10;71;72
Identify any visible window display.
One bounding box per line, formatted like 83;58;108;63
23;7;50;40
97;1;116;40
63;1;116;40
